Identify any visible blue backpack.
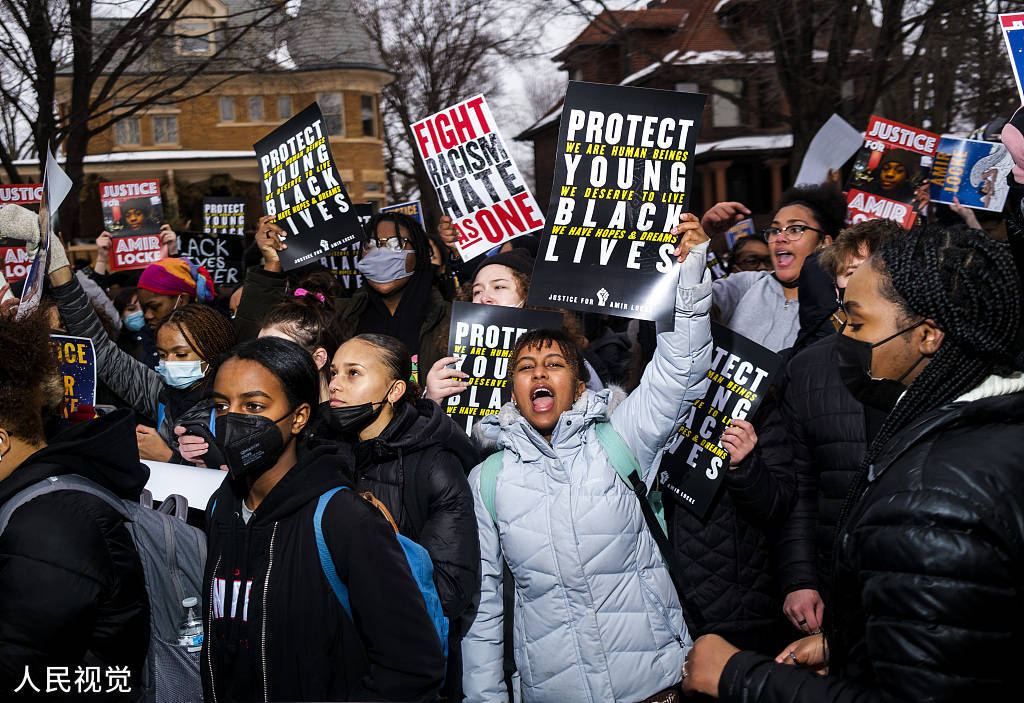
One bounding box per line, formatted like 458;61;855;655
313;487;449;660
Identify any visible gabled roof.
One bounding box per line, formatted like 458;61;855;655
554;9;688;61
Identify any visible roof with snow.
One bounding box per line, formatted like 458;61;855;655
555;9;689;61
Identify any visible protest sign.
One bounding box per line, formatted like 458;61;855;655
1;241;29;281
705;249;728;281
794;114;863;187
143;459;226;507
445;302;562;435
724;218;755;249
17;147;71;321
929;137;1014;213
317;203;374;293
413;95;542;260
381;200;425;226
0;184;43;206
658;323;781;518
50;334;97;425
527;82;706;323
179;231;244;285
101;179;163;236
1001;13;1024;102
255;102;362;270
845;115;939;229
110;233;163;271
203;196;245;236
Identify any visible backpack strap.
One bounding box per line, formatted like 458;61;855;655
314;487;353;620
0;474;129;536
479;451;504;523
593;419;706;632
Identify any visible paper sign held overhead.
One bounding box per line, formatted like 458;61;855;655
929;137;1014;213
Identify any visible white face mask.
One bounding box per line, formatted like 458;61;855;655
157;360;207;389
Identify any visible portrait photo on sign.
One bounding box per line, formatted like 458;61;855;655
100;180;163;236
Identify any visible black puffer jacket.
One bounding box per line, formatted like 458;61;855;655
351;399;480;627
0;409;150;695
721;387;1024;702
666;395;795;653
774;336;868;599
202;443;445;702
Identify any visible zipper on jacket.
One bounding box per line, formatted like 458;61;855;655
261;522;279;703
207;553;223;703
640;568;685;648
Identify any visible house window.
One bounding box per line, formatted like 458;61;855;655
277;95;292;120
364;182;382;192
220;96;235;122
177;20;214;55
153;115;179;144
711;78;743;128
675;82;699;94
361;95;377;137
318;92;343;136
114;117;141;146
248;96;264;122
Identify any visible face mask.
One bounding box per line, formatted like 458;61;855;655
835;320;926;413
214;410;293;481
320;382;396;438
157;360;207;389
355;248;414;284
124;310;145;331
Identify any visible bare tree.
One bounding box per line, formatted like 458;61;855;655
0;0;284;238
354;0;556;226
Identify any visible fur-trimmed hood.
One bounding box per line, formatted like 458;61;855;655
471;385;627;454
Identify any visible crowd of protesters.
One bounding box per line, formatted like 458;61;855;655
0;116;1023;703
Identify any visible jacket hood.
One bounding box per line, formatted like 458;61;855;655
4;409;149;503
363;398;478;469
210;441;355;524
472;385;628;454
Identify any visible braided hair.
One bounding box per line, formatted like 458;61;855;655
161;303;236;367
829;223;1023;663
363;212;433;272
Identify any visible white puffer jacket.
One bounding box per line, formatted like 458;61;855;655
462;243;713;703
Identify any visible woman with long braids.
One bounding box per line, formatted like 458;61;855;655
682;224;1024;701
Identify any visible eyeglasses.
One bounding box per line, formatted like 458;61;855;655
733;255;773;270
364;235;412;252
763;224;823;241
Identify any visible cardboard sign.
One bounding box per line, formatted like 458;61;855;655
445;302;562;435
255;102;362;270
1001;13;1024;102
929;137;1014;213
178;232;244;285
50;334;97;425
110;234;163;271
658;324;781;518
527;82;706;323
381;200;425;226
845;116;939;229
101;179;163;236
413;95;543;260
0;184;43;205
203;197;245;236
724;218;755;249
1;241;29;281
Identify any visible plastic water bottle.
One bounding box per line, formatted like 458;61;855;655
177;596;204;653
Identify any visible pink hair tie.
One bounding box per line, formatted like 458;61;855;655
293;288;325;303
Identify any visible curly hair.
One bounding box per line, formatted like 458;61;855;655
0;310;59;443
777;183;849;241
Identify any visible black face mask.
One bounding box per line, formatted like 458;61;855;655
320;382;396;439
835;320;926;413
214;410;294;482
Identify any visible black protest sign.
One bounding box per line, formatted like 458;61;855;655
445;302;562;435
179;231;244;286
527;82;705;323
255;102;362;270
319;202;374;292
658;323;781;518
203;197;245;236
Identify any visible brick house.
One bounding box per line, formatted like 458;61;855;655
518;0;863;224
49;0;392;236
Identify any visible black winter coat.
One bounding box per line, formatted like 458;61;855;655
201;443;445;703
721;388;1024;702
0;409;150;695
775;336;869;599
351;399;480;628
666;395;796;653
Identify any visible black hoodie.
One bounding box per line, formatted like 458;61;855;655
0;409;150;696
351;399;480;627
201;442;445;703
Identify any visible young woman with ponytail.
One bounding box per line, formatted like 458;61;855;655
682;224;1024;702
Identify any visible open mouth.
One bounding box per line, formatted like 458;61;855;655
774;249;795;268
530;385;555;413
